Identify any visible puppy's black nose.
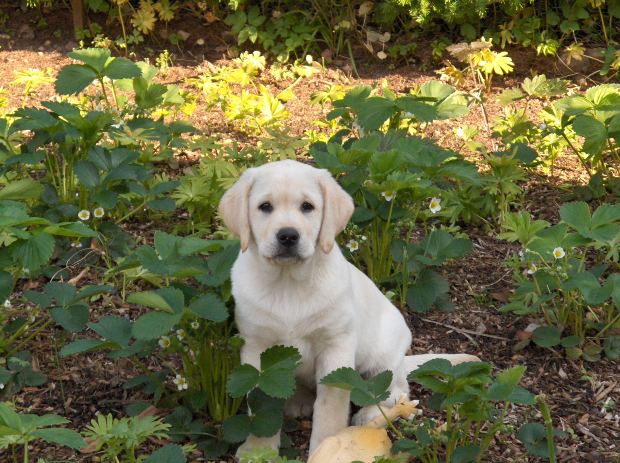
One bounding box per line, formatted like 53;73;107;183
277;227;299;247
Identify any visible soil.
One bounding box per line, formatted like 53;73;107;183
1;3;619;463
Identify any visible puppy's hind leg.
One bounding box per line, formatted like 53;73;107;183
351;359;410;426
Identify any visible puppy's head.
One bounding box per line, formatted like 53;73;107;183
218;160;353;263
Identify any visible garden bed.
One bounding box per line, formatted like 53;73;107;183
1;6;619;463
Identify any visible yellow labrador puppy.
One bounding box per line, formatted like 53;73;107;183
219;160;478;456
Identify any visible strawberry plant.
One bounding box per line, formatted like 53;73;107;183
500;202;620;360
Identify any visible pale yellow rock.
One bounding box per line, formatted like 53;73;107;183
307;426;392;463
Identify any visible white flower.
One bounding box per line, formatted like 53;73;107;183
305;54;313;64
526;263;537;275
518;249;525;261
173;374;189;391
0;383;4;390
3;299;11;309
552;247;566;259
429;197;442;214
191;320;200;330
158;336;171;349
456;127;465;139
539;123;547;130
360;235;367;241
346;240;359;252
93;207;105;218
176;329;185;341
381;191;395;202
78;209;90;221
377;50;387;60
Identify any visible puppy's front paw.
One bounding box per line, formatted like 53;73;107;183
235;434;280;461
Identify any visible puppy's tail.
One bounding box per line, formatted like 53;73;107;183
404;353;481;374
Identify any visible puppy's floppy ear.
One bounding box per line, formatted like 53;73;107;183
218;169;255;252
318;170;354;254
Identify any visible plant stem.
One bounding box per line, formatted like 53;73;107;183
536;394;557;463
115;200;147;224
377;404;404;439
559;130;593;177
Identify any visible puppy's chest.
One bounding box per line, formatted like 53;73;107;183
238;286;341;341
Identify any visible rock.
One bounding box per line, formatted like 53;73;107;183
18;24;35;40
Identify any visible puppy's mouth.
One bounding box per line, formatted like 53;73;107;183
269;248;304;263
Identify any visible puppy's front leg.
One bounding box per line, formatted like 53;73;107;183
309;343;355;453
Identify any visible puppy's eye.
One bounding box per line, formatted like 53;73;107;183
258;202;273;213
301;202;314;213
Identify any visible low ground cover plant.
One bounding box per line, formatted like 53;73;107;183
500;202;620;360
0;39;615;461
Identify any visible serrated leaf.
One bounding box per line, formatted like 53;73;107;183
222;414;251;443
406;268;450;312
532;326;562;347
452;444;480;463
68;47;111;73
320;367;365;391
0;179;44;201
32;428;85;450
103;57;141;80
226;364;260;398
0;271;13;303
132;311;180;340
572;115;607;155
50;305;89;332
88;316;132;346
59;339;108;357
55;64;98;95
74;160;101;189
127;287;184;314
559;201;591;235
143;444;186;463
188;293;228;322
43;222;98;238
258;369;297;399
260;346;302;371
